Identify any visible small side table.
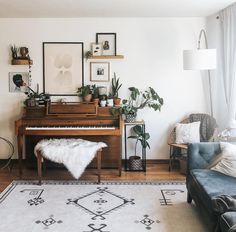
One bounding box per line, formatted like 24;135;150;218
124;120;146;172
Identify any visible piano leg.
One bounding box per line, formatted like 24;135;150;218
17;134;23;178
97;149;102;184
37;150;42;185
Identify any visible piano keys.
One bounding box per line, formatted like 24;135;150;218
15;102;123;177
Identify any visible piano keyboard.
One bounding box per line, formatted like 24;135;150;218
25;126;116;130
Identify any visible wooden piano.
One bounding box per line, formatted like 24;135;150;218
15;102;123;177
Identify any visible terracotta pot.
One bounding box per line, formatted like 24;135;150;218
114;98;121;106
93;98;99;106
83;94;92;102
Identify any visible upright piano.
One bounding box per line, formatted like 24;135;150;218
15;102;123;176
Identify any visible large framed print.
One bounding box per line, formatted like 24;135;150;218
43;42;84;96
96;33;116;56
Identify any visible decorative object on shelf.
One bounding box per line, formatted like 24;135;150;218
77;85;93;102
85;51;93;59
43;42;84;96
96;33;117;56
10;45;33;65
110;72;122;106
119;87;164;122
183;29;216;117
128;125;150;170
9;72;29;93
92;43;102;56
90;62;110;82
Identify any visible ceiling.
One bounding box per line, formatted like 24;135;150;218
0;0;235;18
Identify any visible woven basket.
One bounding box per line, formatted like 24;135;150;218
125;113;137;123
128;156;142;170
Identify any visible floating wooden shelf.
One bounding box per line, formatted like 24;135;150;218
11;59;33;65
88;55;124;60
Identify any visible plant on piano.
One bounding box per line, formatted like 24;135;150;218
77;85;93;102
111;73;122;106
24;84;47;107
128;125;150;170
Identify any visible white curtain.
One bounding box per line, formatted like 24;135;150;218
219;3;236;128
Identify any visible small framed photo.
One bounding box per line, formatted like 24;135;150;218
9;72;29;92
90;62;110;82
92;43;102;56
96;33;116;56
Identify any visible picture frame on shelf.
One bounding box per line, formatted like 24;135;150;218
96;33;117;56
9;72;29;93
90;62;110;82
43;42;84;96
91;43;102;56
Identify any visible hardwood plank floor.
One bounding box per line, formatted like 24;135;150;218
0;163;185;192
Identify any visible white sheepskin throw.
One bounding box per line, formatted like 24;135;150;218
34;138;107;179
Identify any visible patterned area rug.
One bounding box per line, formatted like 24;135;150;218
0;181;207;232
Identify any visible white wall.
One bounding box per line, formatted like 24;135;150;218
0;18;207;159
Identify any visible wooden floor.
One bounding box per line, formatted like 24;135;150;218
0;163;185;192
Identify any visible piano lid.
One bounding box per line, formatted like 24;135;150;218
46;102;98;116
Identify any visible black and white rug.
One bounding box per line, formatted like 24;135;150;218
0;181;207;232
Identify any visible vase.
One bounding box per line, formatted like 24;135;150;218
125;113;137;123
84;94;92;102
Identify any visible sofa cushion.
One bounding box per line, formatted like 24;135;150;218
189;169;236;212
220;212;236;232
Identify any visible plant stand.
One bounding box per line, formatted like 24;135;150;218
124;120;146;172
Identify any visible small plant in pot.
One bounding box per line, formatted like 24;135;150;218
77;85;93;102
24;84;45;107
91;85;99;106
128;125;150;170
111;73;122;106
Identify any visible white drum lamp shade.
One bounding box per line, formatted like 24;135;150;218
183;49;217;70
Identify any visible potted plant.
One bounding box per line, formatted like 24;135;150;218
24;84;45;107
107;94;114;107
122;87;164;122
111;73;122;106
91;85;99;106
128;125;150;170
77;85;93;102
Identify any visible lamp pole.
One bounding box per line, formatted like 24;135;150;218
198;29;213;117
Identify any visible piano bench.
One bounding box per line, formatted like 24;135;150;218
36;149;102;185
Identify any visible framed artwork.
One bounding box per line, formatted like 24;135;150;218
96;33;116;56
43;42;84;96
9;72;29;93
90;62;110;82
91;43;102;56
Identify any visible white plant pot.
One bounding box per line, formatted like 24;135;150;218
100;100;107;107
107;99;114;107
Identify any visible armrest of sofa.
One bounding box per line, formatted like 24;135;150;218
187;142;221;173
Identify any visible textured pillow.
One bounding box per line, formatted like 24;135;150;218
211;142;236;178
175;121;200;144
212;195;236;213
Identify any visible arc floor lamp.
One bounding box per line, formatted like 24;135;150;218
183;29;217;116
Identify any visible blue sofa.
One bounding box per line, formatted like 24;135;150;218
187;142;236;232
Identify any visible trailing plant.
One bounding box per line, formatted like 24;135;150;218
128;125;150;156
85;51;93;59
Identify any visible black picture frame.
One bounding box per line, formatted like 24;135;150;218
43;42;84;96
96;33;117;56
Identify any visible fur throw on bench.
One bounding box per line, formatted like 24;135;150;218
34;138;107;179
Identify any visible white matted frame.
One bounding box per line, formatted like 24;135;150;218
90;62;110;82
43;42;84;96
9;72;29;93
96;33;116;56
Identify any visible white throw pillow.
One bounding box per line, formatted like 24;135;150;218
211;142;236;178
175;121;200;144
